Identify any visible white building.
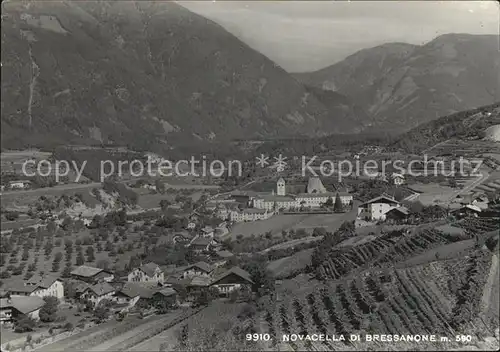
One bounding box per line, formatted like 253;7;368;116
229;208;273;222
127;262;164;285
253;177;353;211
80;282;116;307
6;275;64;300
357;194;401;221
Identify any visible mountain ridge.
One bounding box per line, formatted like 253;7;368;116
294;33;500;132
1;1;364;152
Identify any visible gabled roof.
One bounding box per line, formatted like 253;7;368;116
155;287;177;297
184;261;213;273
138;262;160;277
86;282;115;296
361;195;400;206
26;274;61;289
216;250;234;258
385;206;410;215
5;282;38;294
71;265;103;277
188;276;211;287
1;296;45;314
118;282;155;299
210;266;254;285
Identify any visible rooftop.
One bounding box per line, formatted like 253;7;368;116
86;282;115;296
210;266;254;285
71;265;104;278
139;262;160;277
1;295;45;314
119;282;156;299
185;261;213;273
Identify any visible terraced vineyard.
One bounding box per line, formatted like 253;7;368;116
454;218;500;235
313;229;471;280
259;249;494;351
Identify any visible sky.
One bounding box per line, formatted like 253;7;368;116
181;1;500;72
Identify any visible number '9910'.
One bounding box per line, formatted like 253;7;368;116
246;333;271;341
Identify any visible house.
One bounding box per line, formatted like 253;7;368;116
182;262;213;279
451;205;482;219
357;194;401;221
173;231;192;244
188;236;218;253
209;267;254;297
8;180;31;189
216;250;234;260
187;222;196;230
200;226;215;238
252;177;353;211
185;276;211;300
391;173;405;186
384;206;410;221
5;275;64;300
71;265;114;284
0;296;45;322
114;282;156;307
80;282;116;307
151;288;178;308
128;262;164;284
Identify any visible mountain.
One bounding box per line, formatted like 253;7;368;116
1;1;363;152
294;34;500;131
390;102;500;153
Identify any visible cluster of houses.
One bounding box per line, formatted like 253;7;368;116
209;177;354;222
356;190;491;226
0;260;252;324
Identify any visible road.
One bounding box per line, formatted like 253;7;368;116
446;169;490;203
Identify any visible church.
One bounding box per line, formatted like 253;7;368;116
252;177;353;211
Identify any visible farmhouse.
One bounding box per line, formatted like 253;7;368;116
451;205;482;219
114;282;156;306
80;282;116;307
151;288;178;308
5;275;64;300
210;266;253;297
127;262;164;285
357;194;402;221
188;236;219;253
200;226;215;238
182;262;213;279
71;265;114;284
253;177;353;211
0;296;45;322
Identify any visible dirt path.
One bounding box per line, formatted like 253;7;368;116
480;254;499;321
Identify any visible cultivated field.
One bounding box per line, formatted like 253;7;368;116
259;250;495;351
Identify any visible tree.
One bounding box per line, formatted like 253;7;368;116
324;197;334;207
5;211;20;221
14;316;36;333
85;246;95;262
194;287;219;307
76;252;85;266
39;296;59;322
62;265;72;278
242;261;274;297
333;193;343;212
93;299;111;323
